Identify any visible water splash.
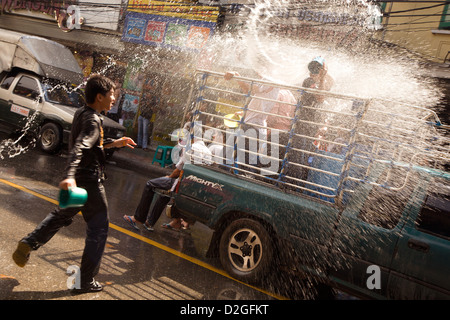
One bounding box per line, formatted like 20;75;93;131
179;1;448;299
0;111;38;159
199;0;442;108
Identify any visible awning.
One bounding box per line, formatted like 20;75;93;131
0;28;83;84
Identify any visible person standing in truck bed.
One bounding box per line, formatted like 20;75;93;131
224;71;279;172
287;57;334;186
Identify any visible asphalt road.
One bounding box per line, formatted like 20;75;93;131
0;142;294;303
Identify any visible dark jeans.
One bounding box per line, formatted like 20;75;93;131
22;180;109;285
236;123;262;173
134;176;175;226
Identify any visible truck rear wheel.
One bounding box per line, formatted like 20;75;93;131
219;218;274;284
38;122;62;154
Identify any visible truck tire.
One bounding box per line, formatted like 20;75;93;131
219;218;274;284
38;122;62;154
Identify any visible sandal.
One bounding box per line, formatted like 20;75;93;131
143;222;154;232
161;223;180;231
123;215;139;230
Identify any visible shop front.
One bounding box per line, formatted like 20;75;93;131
118;0;221;146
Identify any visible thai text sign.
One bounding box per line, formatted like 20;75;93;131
127;0;219;23
259;4;381;50
0;0;68;16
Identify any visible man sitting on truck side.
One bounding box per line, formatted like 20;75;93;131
123;124;212;232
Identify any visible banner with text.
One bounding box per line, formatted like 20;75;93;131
127;0;219;23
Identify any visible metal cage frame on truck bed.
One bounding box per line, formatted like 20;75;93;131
180;69;450;207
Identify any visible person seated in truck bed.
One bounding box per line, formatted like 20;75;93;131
265;88;298;176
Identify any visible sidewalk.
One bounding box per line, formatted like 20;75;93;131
109;143;173;177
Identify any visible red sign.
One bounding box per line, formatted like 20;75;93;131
145;21;166;43
186;26;211;49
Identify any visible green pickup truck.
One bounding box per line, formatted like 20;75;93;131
171;70;450;300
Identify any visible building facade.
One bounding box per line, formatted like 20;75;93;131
378;1;450;65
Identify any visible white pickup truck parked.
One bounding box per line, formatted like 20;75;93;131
0;28;125;154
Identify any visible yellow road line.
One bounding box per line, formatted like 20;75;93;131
0;178;58;205
0;178;287;300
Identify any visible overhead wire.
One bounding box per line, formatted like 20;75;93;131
378;0;449;33
386;2;449;15
2;0;448;30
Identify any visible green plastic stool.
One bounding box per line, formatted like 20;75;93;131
152;145;174;167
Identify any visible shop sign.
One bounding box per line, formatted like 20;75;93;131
260;8;375;27
1;0;67;16
127;0;220;23
123;58;145;92
122;11;215;52
253;4;381;49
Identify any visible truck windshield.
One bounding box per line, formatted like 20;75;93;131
42;82;84;107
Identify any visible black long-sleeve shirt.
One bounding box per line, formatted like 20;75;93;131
65;106;111;182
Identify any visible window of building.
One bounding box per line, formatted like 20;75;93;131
440;3;450;30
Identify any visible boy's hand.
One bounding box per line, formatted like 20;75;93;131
59;178;76;190
117;137;137;149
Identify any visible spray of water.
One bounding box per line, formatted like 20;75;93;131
0;111;39;159
203;0;442;107
183;0;448;298
0;1;446;298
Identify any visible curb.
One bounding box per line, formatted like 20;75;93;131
109;146;173;177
